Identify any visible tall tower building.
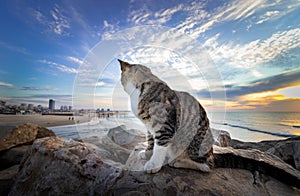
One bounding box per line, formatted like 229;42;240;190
49;99;55;111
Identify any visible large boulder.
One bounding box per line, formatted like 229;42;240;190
0;124;56;194
0;123;55;152
36;126;56;139
9;136;300;195
0;145;30;170
231;136;300;170
0;124;39;152
0;165;19;196
213;145;300;189
211;128;231;147
83;135;131;164
107;125;146;150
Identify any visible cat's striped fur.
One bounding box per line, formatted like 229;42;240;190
119;59;214;173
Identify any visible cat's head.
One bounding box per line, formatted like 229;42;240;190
118;59;152;93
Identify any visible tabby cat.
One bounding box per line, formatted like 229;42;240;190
119;59;214;173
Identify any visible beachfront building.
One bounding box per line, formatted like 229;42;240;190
27;104;34;110
49;99;55;111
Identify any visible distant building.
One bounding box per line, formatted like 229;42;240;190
0;100;5;106
68;106;72;111
20;103;27;111
49;99;55;111
34;105;44;113
28;104;34;110
60;105;69;111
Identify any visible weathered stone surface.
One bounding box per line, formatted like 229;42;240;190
125;142;148;171
0;165;19;196
0;124;39;152
36;126;56;139
0;126;15;140
268;140;300;170
0;145;30;170
84;135;132;164
0;123;56;152
9;136;300;195
9;137;124;196
231;136;300;170
211;128;231;147
213;145;300;189
107;125;146;150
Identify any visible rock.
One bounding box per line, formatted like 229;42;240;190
0;126;15;140
36;126;56;139
125;142;148;171
267;139;300;170
211;128;231;147
9;136;300;195
213;145;300;189
0;145;30;170
231;136;300;170
0;165;19;196
9;137;124;195
83;135;131;164
107;125;146;150
0;123;56;152
0;124;39;152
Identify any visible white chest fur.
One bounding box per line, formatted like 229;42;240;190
124;82;140;116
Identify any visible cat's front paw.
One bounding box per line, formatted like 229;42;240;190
138;150;152;160
138;150;147;159
144;160;162;174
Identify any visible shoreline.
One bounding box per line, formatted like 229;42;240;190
0;114;298;143
0;114;92;139
0;114;92;127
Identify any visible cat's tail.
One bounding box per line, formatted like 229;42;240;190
213;145;300;189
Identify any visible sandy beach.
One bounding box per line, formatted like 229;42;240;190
0;114;92;138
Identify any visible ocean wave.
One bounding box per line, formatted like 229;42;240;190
213;122;295;138
277;123;300;129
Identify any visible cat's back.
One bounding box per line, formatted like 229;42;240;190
174;91;203;125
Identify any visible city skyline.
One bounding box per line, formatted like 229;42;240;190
0;1;300;111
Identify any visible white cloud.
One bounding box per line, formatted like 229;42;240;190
20;86;55;91
50;5;71;35
33;10;45;23
0;41;29;55
127;0;299;39
256;10;280;24
101;20;120;40
127;3;184;25
0;82;13;88
95;81;106;87
205;28;300;69
39;60;78;74
32;4;70;36
127;0;267;38
67;56;83;65
187;0;268;38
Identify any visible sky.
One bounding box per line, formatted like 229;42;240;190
0;0;300;112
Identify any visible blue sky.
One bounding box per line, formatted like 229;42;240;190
0;0;300;111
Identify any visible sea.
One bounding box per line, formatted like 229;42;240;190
50;112;300;142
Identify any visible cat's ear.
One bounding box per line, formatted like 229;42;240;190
118;59;132;72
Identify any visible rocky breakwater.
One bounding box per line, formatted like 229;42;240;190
7;125;300;195
0;123;55;195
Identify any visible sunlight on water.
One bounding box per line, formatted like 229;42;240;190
51;112;299;142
